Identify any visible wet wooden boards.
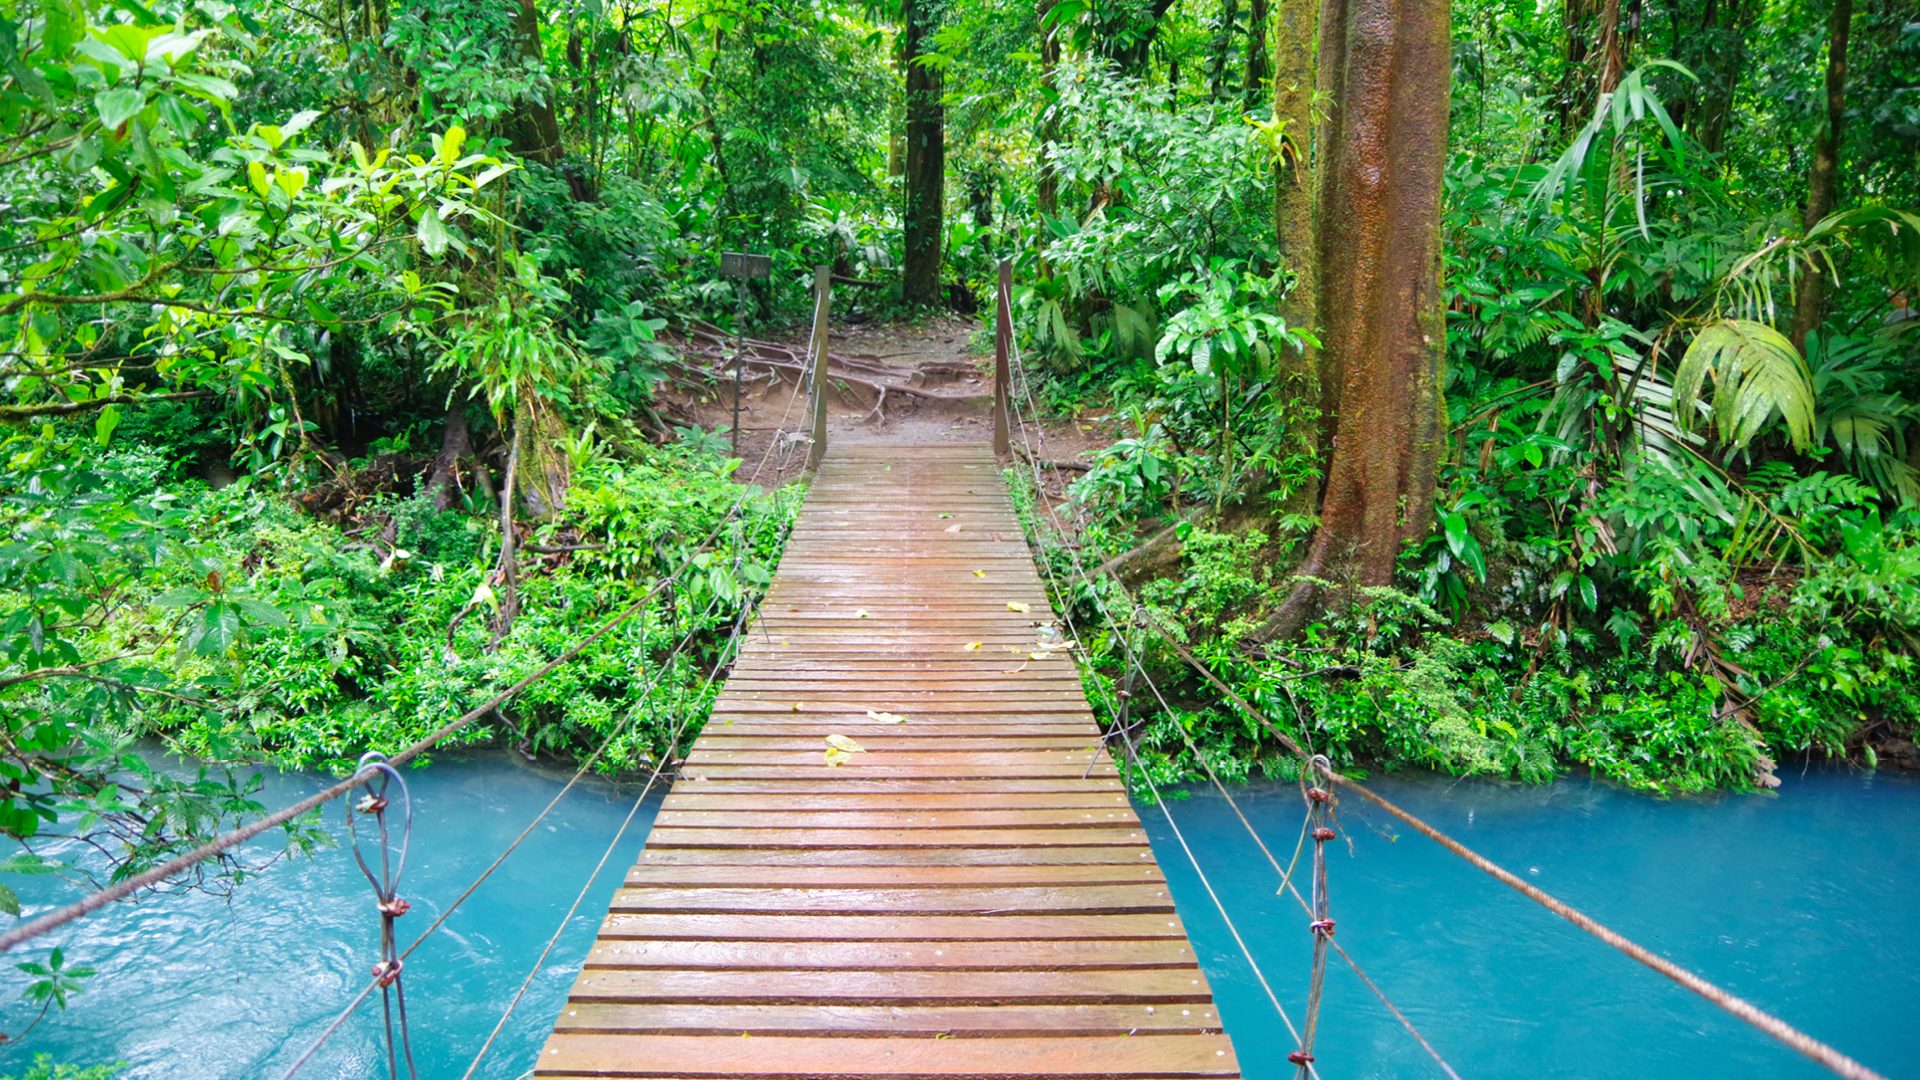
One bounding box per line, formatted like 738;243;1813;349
535;443;1242;1079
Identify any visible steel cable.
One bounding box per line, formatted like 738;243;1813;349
996;277;1885;1080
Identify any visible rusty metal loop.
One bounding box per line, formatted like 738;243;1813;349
344;752;412;905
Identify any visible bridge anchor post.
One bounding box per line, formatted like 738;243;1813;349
992;258;1012;458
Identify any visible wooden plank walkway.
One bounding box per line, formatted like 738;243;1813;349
536;443;1242;1079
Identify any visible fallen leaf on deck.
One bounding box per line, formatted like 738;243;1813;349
972;569;987;578
1007;601;1031;613
823;733;867;766
963;641;984;651
944;524;963;533
853;609;870;618
866;710;908;724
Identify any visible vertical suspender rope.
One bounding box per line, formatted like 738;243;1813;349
278;299;815;1077
992;280;1318;1074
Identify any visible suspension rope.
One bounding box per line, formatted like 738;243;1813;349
458;597;754;1078
1292;767;1337;1078
277;313;814;1077
995;276;1887;1080
992;319;1317;1072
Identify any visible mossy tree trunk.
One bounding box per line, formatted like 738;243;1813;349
1262;0;1452;638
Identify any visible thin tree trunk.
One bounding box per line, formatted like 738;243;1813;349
1243;0;1272;105
427;402;471;511
489;425;522;649
902;0;946;307
1262;0;1452;639
1790;0;1853;352
1208;0;1242;100
1556;0;1597;136
506;0;564;165
1274;0;1319;337
1037;0;1062;223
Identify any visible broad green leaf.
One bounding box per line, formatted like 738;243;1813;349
416;206;449;256
94;87;144;130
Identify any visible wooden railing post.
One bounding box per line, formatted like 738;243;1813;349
992;258;1012;458
806;264;832;471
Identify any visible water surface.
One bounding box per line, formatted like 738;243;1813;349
1147;766;1919;1079
5;758;1914;1079
3;754;657;1078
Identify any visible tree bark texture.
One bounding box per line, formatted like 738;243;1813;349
1266;0;1452;636
902;0;946;307
1790;0;1852;352
1274;0;1319;337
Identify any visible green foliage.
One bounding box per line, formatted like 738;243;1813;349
0;1055;121;1080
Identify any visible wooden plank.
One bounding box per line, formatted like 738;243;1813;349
552;1002;1224;1036
580;937;1194;971
536;442;1240;1079
536;1033;1238;1077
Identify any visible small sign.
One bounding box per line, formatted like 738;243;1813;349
720;252;772;280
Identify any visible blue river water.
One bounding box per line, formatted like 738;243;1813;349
3;755;1914;1079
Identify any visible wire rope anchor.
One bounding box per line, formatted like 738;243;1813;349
1293;755;1339;1078
345;752;418;1080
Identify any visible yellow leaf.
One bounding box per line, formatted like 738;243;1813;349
963;641;984;652
972;570;987;578
866;710;908;724
791;702;803;712
1007;601;1031;613
825;734;866;752
824;747;853;767
853;609;871;619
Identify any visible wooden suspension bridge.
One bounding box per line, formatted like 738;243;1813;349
533;441;1242;1078
0;261;1889;1080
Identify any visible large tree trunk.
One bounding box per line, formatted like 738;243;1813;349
901;0;946;307
1789;0;1852;353
1243;0;1273;105
1262;0;1452;638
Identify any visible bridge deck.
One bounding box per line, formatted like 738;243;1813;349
536;443;1241;1078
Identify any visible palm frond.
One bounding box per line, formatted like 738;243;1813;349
1673;319;1815;450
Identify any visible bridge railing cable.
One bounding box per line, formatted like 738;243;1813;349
275;330;814;1075
992;267;1887;1080
994;295;1450;1077
989;299;1321;1075
458;582;759;1078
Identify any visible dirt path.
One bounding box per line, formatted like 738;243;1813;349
662;317;1108;493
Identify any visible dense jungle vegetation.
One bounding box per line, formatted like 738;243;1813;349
0;0;1916;1041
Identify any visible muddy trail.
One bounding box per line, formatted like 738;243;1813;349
661;316;1111;493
